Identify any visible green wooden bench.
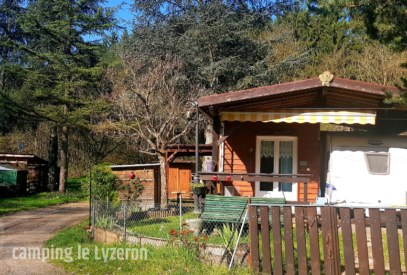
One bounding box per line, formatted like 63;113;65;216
201;195;285;224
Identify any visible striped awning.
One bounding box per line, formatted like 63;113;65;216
220;110;376;125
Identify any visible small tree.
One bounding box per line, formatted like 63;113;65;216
82;166;119;203
108;54;205;207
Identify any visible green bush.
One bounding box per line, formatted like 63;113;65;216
81;166;119;203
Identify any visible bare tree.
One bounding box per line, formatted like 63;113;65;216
108;54;205;207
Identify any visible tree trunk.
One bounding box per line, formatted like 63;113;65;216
59;125;69;193
48;124;58;191
158;154;167;208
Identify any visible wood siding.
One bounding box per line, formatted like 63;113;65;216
112;166;160;203
167;163;194;199
222;122;319;202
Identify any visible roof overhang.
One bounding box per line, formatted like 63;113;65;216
110;164;160;169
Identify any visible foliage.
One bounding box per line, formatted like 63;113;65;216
0;0;118;191
81;166;119;203
215;223;239;250
168;224;208;252
190;182;205;188
315;0;407;103
96;215;117;231
318;0;407;52
107;54;205;206
0;0;117;126
119;177;144;200
302;40;407;87
127;0;308;94
46;220;251;274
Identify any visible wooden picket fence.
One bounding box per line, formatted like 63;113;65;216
248;204;407;275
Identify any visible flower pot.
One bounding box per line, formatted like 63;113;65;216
186;218;202;236
192;186;206;196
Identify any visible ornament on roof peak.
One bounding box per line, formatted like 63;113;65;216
319;71;334;87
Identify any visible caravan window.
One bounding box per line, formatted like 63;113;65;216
364;153;390;175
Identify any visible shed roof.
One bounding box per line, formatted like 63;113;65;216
110;163;160;169
0;154;48;165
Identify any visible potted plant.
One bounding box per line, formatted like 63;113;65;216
190;182;207;196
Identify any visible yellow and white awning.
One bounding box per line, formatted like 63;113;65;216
220;110;376;125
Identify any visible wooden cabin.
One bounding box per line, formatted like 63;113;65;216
197;73;407;203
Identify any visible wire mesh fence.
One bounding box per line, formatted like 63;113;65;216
93;199;251;266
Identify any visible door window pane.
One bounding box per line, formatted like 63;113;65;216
260;141;274;191
278;141;293;192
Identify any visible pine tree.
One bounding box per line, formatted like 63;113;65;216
0;0;116;192
126;0;306;93
278;0;366;64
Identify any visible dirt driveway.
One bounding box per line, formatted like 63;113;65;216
0;202;88;275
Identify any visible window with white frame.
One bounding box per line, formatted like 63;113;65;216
364;152;390;175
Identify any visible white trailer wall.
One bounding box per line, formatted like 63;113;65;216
327;135;407;205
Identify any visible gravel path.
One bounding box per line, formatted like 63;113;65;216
0;202;88;275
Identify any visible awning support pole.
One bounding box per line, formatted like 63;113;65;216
194;104;200;213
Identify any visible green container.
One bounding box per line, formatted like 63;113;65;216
0;166;27;186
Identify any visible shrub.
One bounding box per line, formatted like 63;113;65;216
81;166;119;203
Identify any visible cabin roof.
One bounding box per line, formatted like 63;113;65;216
198;77;402;118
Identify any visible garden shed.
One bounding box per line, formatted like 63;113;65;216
111;164;161;204
0;165;28;197
0;154;48;194
111;144;212;204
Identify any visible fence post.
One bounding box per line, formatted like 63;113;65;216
330;207;341;275
92;200;96;238
123;202;127;243
179;194;183;233
249;205;260;273
321;207;341;275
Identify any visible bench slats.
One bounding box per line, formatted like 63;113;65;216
201;195;285;223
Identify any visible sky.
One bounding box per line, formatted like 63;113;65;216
106;0;134;34
84;1;133;42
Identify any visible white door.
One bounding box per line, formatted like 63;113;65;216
255;136;298;200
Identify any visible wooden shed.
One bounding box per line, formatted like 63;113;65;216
0;154;48;194
110;164;161;204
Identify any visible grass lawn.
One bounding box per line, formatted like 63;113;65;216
0;176;87;215
45;220;252;275
120;212;406;272
112;209;251;246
